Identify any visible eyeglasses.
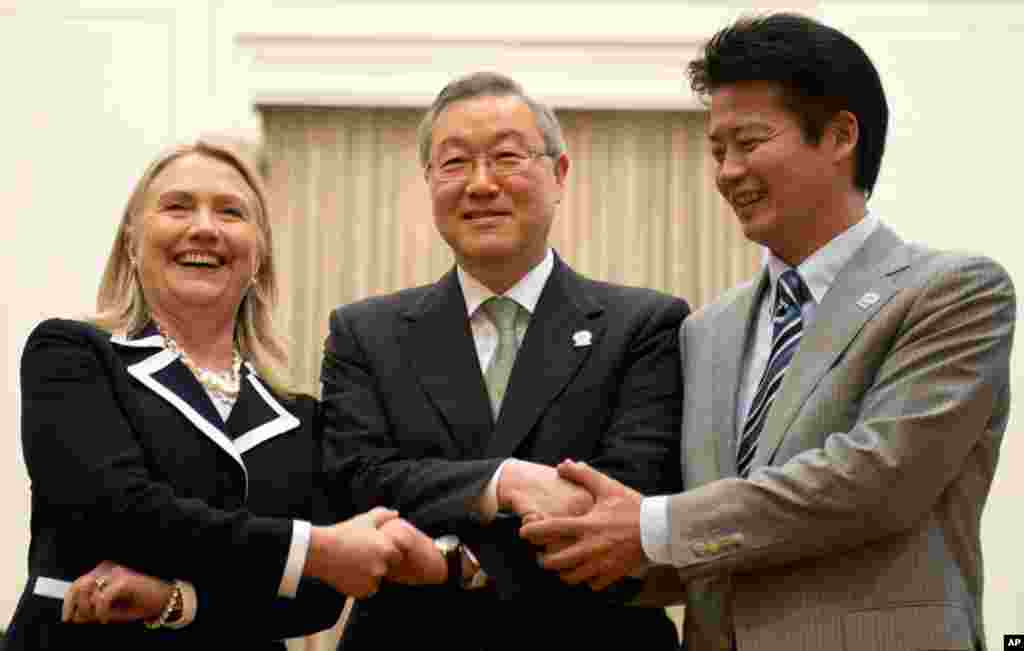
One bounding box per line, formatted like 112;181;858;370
428;149;551;182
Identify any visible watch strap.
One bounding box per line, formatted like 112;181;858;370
434;536;462;589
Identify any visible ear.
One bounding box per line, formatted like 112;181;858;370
553;153;570;189
828;110;859;165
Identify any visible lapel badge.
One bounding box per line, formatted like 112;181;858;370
856;291;880;310
572;330;592;347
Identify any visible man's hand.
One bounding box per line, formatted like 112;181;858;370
520;460;647;591
379;519;448;585
306;507;402;599
63;560;172;624
497;459;595;522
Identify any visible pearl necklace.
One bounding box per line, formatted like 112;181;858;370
155;323;243;404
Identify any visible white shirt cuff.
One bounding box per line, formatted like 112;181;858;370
640;496;673;566
279;520;312;598
164;580;197;629
477;459;512;523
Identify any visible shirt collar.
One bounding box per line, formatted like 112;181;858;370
458;248;554;317
765;211;881;305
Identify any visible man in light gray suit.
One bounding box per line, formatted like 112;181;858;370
521;13;1015;651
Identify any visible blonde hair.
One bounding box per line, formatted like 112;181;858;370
92;139;298;398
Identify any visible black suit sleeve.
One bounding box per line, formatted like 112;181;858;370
589;294;687;496
178;578;344;641
20;320;293;600
320;307;502;529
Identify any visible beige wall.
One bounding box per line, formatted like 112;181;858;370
821;3;1024;638
2;1;1021;644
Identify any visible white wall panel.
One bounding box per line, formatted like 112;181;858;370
0;4;177;625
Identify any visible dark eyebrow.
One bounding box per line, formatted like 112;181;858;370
708;122;772;142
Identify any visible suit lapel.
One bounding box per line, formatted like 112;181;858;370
118;336;249;494
753;224;910;469
485;258;604;458
712;275;767;478
402;269;493;456
114;333;300;498
227;363;300;455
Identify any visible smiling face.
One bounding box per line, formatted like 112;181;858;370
708;81;846;265
131;153;262;328
427;94;568;290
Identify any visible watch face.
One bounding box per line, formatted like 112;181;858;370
435;534;459;554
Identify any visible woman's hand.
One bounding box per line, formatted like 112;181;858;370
63;560;172;624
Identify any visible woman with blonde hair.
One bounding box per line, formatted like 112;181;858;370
6;140;444;650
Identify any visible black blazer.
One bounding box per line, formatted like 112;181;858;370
7;319;344;650
322;254;689;650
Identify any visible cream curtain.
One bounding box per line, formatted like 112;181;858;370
262;106;759;396
262;106;760;650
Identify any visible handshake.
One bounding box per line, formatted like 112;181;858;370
62;459;644;625
502;459;650;592
61;509;450;626
309;457;650;598
308;456;635;600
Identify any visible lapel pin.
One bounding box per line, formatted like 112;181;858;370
856;292;880;310
572;330;592;347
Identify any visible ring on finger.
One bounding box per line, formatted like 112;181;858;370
95;576;109;592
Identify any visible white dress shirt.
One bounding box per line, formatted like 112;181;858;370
640;213;882;565
458;249;555;520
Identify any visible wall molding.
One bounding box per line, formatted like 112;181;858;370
235;31;705;111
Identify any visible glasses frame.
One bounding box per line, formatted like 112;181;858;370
426;148;552;183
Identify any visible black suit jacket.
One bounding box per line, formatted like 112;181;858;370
322;255;688;650
7;319;344;650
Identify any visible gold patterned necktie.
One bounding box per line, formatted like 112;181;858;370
483;296;522;418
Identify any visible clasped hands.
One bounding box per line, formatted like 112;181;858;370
501;459;649;592
62;508;447;625
64;461;643;624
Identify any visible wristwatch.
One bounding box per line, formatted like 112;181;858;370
434;535;462;589
434;535;489;590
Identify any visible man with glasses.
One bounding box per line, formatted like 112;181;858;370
320;72;687;649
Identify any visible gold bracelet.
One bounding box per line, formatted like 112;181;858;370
144;580;184;630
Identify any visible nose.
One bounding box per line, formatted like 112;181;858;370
465;157;500;198
187;205;220;238
716;152;746;191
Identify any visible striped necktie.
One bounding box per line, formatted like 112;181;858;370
737;269;811;478
483;296;522;418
